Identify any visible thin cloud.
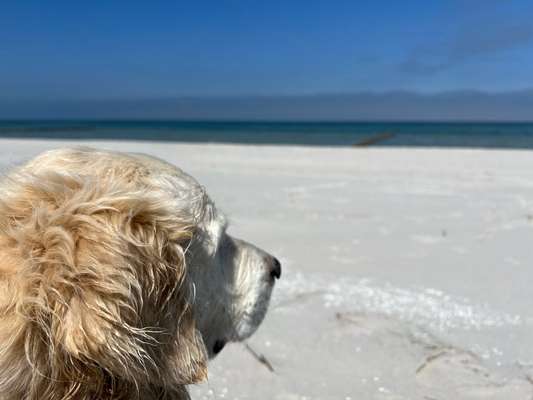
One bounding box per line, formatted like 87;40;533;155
400;22;533;75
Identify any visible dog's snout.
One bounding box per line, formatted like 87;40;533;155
270;257;282;280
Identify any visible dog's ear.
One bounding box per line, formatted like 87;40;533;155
0;172;207;394
198;202;227;256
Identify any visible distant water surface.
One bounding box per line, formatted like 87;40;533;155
2;121;533;148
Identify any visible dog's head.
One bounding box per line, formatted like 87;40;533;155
120;151;281;358
188;201;281;358
0;148;279;399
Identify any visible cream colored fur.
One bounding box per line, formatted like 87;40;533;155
0;148;278;400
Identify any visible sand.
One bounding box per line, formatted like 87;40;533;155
1;139;532;399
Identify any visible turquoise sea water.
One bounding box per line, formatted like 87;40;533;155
2;121;533;149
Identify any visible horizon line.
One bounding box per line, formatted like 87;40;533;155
4;88;533;102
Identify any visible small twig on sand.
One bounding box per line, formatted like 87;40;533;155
335;311;362;326
244;342;275;373
416;350;448;375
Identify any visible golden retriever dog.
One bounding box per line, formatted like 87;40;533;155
0;147;281;400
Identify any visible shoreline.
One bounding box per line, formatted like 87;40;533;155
4;136;533;151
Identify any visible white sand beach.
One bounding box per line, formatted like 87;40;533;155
1;139;532;399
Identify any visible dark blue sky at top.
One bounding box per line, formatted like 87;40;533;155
2;0;533;100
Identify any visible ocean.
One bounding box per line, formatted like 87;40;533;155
1;121;533;149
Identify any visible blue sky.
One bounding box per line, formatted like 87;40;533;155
2;0;533;100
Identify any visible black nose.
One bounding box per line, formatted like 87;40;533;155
270;257;282;280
